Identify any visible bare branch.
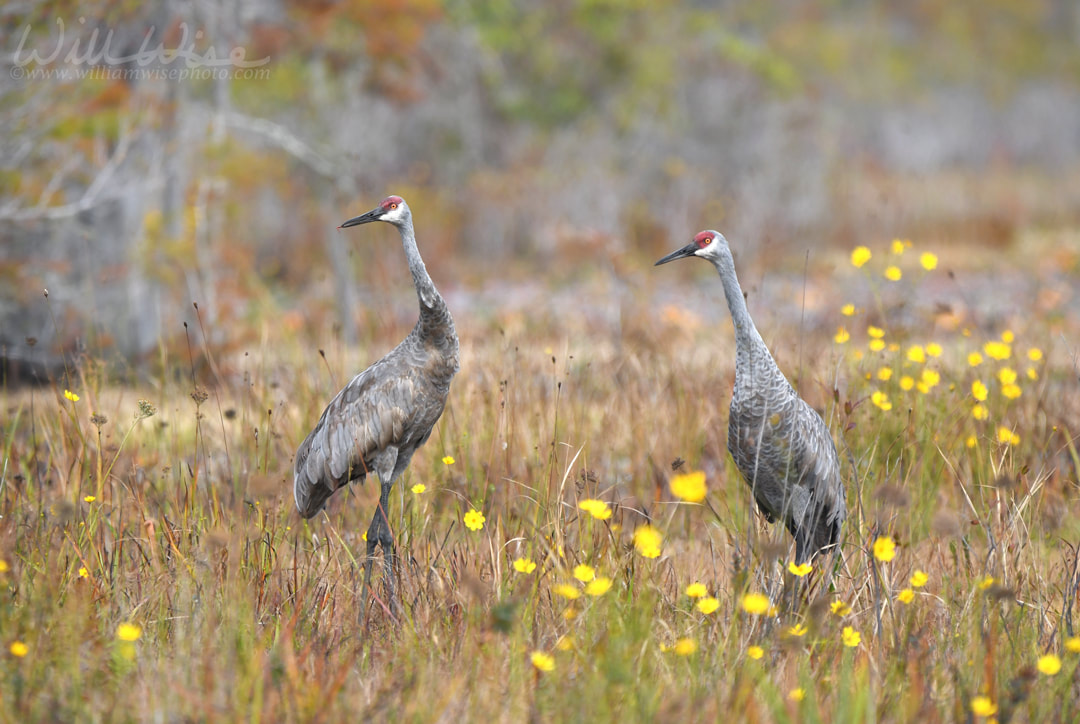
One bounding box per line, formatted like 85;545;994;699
222;111;339;179
0;122;134;222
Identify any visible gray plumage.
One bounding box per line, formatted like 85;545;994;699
656;230;845;565
294;195;459;603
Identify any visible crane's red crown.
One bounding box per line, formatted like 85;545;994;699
381;195;404;210
694;231;716;248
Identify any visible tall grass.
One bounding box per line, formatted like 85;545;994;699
1;238;1077;722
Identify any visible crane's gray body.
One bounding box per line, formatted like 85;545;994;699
658;231;845;564
292;196;458;608
293;302;458;517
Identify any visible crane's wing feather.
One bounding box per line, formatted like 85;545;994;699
729;388;846;562
293;353;435;518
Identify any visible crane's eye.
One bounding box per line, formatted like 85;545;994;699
390;203;398;209
702;237;711;245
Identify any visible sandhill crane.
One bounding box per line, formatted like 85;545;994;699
294;195;459;608
656;230;845;565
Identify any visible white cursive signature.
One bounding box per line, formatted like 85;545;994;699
11;17;270;69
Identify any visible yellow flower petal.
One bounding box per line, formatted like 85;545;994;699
685;582;708;598
740;592;770;615
530;651;555;672
573;564;595;582
873;536;896;562
696;597;720;615
578;499;613;520
669;471;707;503
463;508;485;531
513;557;537;574
850;246;872;268
1037;654;1061;676
585;577;612;596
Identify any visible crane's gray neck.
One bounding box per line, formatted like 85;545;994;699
711;251;778;386
396;217;456;345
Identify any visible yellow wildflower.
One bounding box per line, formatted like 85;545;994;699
685;582;708;598
632;525;662;559
585;577;613;596
873;536;896;562
842;626;861;647
1001;330;1014;343
899;376;914;391
977;575;995;590
998;367;1017;385
996;426;1019;445
841;303;855;316
673;638;697;656
747;645;764;659
877;367;893;381
789;688;805;702
442;455;455;465
983;341;1011;361
1026;367;1038;380
696;597;720;615
10;641;28;657
972;380;988;401
78;566;88;579
971;696;997;717
740;592;770;615
972;404;988;420
573;564;595;582
1065;637;1080;653
463;509;485;531
898;588;915;604
869;339;885;352
965;435;977;448
919;368;940;389
530;651;555;672
578;499;612;520
411;483;426;495
116;623;142;642
1027;347;1043;361
834;326;850;344
906;345;926;363
868;325;885;338
884;265;902;281
0;560;8;573
926;342;942;357
64;389;80;402
669;471;707;503
1037;654;1061;676
871;390;892;412
553;583;581;600
830;600;851;616
850;246;872;268
513;557;537;574
890;239;906;255
788;562;812;577
919;251;938;270
787;623;807;637
1002;383;1021;399
910;570;928;587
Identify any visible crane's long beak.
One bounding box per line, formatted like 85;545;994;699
339;207;381;229
654;242;698;266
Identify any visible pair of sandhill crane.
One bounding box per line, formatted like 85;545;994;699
293;195;846;606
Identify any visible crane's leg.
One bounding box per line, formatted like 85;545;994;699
360;479;400;617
